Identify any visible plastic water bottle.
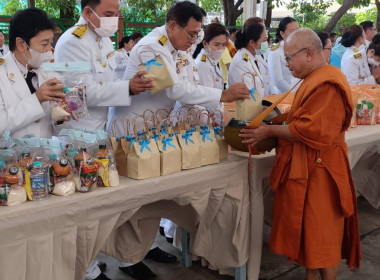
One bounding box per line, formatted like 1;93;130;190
30;161;49;201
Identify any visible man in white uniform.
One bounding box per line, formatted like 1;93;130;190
110;1;249;124
54;0;153;279
109;2;250;279
55;0;152;132
359;21;376;50
0;30;10;57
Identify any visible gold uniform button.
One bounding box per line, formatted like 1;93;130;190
99;81;103;85
9;73;15;79
316;158;322;163
102;63;107;68
35;119;40;123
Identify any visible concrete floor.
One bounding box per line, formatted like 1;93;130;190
96;197;380;280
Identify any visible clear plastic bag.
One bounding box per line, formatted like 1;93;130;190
42;62;91;122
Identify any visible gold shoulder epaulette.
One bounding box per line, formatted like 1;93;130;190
72;24;88;39
354;52;362;59
158;35;168;46
353;47;359;53
243;53;249;62
201;54;207;62
117;48;122;52
271;43;280;51
0;58;4;65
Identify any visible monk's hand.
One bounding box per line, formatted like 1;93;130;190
220;83;250;102
239;124;270;146
129;70;154;95
35;78;66;103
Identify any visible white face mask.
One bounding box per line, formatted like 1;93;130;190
195;29;204;45
24;43;53;68
255;41;269;56
205;45;224;61
89;9;118;38
368;57;380;67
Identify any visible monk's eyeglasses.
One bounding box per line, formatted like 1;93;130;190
285;47;308;63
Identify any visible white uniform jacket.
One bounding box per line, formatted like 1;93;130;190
359;39;371;51
0;44;9;57
110;26;221;132
114;48;130;81
255;51;275;96
54;16;131;131
0;52;52;138
228;48;265;98
341;46;376;85
195;49;225;90
267;41;293;94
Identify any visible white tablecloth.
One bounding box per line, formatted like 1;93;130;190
231;124;380;280
0;155;250;280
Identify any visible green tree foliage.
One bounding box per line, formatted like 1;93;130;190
355;7;377;24
3;0;79;19
122;0;173;23
335;13;356;32
286;0;333;30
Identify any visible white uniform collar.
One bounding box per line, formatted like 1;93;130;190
200;49;219;65
242;47;264;82
77;16;101;42
160;26;177;58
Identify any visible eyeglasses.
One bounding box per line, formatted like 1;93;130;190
178;26;199;42
284;47;308;63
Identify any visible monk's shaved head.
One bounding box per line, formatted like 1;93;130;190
286;28;323;52
284;28;327;79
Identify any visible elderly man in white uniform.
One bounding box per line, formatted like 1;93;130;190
0;8;66;139
55;0;152;132
54;0;153;280
109;1;250;279
110;1;249;125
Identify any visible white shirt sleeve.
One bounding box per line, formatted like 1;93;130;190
54;35;131;107
268;49;291;93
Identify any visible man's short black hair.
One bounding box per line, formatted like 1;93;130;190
9;8;55;51
166;1;203;27
81;0;101;11
359;21;374;32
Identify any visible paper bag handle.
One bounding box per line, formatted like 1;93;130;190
246;79;303;128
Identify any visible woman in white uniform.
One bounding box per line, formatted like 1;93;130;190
195;23;228;90
0;8;65;139
195;23;229;124
268;17;299;94
228;22;266;112
114;36;134;81
341;24;380;85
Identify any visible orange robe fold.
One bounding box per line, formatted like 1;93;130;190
269;65;361;269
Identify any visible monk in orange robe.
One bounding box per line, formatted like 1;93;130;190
239;28;361;280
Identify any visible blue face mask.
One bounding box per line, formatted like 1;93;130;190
255;41;269;56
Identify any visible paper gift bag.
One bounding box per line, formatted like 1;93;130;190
197;120;219;166
139;55;174;94
127;138;160;179
212;110;228;160
177;129;201;169
115;117;135;177
236;72;263;121
156;120;181;175
110;116;126;154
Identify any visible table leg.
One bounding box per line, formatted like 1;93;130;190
235;264;247;280
181;227;192;267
